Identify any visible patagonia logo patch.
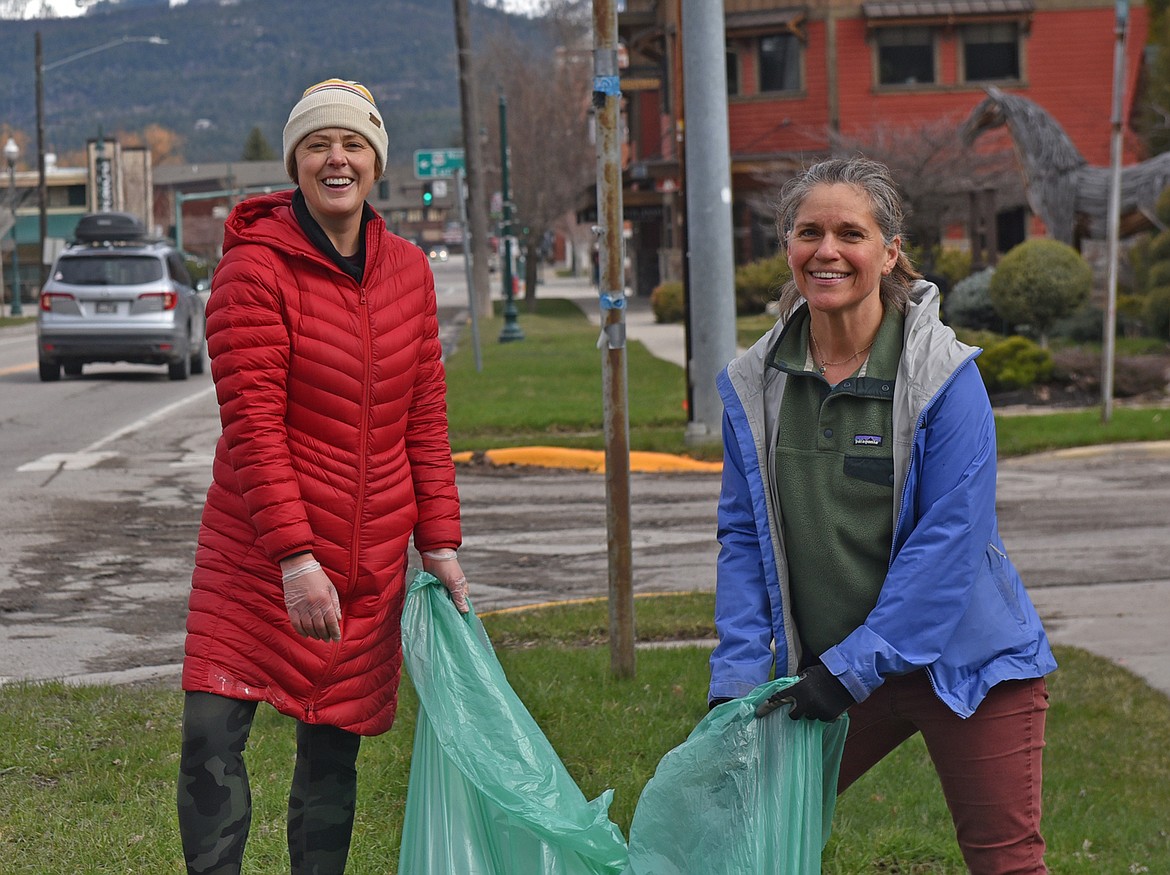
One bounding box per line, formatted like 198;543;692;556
854;434;883;446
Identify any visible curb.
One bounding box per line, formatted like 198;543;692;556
452;446;722;474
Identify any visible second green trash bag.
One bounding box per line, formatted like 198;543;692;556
621;679;849;875
398;572;629;875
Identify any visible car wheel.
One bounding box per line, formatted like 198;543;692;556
167;350;191;381
39;359;62;382
63;361;83;377
190;341;206;376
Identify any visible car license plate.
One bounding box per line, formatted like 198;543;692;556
95;300;118;314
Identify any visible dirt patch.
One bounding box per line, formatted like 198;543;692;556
990;349;1170;410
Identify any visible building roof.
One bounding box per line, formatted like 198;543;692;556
152;161;288;190
861;0;1033;19
725;8;806;33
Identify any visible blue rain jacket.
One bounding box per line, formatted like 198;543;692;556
709;282;1056;718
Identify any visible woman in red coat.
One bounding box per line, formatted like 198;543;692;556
176;78;468;875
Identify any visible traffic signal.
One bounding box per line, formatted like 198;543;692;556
422;182;433;206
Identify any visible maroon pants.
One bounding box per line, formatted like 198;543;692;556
837;671;1049;874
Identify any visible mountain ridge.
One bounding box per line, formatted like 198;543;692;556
0;0;530;166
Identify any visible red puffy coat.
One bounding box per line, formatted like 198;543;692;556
182;191;460;735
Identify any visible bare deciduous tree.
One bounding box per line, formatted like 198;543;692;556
749;117;1022;272
476;11;594;309
830;117;1022;269
114;123;186;167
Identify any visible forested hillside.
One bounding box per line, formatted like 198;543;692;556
0;0;533;165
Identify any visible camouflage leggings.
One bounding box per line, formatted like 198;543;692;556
176;691;362;875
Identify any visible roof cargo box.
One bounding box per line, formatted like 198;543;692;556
74;212;147;243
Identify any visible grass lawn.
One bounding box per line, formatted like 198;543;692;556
452;302;1170;461
0;314;35;330
446;300;690;456
2;594;1168;873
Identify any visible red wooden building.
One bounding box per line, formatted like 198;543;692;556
618;0;1149;296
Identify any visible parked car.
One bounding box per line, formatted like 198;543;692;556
428;244;448;263
36;212;206;382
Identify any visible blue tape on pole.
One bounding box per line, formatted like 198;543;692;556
599;293;626;310
593;76;621;96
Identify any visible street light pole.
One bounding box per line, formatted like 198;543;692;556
4;138;21;316
497;93;524;343
35;31;46;290
35;32;168;288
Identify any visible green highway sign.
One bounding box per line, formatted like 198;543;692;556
414;148;465;179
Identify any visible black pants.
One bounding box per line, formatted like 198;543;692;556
176;691;362;875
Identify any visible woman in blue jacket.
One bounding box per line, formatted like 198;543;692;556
709;157;1056;873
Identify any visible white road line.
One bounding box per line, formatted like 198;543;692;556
81;384;217;453
16;384;217;472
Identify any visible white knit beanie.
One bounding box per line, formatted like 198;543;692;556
283;78;389;181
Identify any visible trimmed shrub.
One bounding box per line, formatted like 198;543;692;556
1052;303;1105;344
932;247;973;292
975;334;1054;392
735;252;790;315
650;280;685;323
1117;295;1149;338
989;239;1092;344
1145;286;1170;339
1146;229;1170;264
1156;184;1170;226
1146;260;1170;290
943;267;1000;331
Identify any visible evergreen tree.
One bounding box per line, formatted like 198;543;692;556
1138;0;1170;155
242;127;277;161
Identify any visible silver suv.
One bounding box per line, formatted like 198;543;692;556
37;212;207;382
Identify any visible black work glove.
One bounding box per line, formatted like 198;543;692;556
754;664;855;721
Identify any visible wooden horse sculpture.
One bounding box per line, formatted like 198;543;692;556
961;86;1170;247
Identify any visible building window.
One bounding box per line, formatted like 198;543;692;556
758;33;800;93
726;47;740;96
48;184;88;208
962;23;1021;82
875;27;935;86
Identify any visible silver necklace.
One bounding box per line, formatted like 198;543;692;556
809;329;874;376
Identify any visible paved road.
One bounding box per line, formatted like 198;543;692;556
994;441;1170;695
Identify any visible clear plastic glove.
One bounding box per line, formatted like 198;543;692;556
421;549;470;614
281;557;342;642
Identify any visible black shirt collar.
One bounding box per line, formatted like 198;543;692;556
291;188;372;283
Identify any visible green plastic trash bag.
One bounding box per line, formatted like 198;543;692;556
398;572;629;875
622;678;848;875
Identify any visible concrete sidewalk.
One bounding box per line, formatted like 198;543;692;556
535;272;689;368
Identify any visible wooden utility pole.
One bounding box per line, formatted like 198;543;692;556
592;0;635;678
452;0;493;321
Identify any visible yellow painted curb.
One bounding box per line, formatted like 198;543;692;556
452;445;722;474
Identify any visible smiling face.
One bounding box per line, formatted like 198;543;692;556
294;128;378;228
786;182;900;320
